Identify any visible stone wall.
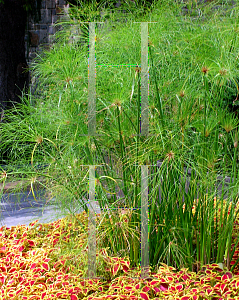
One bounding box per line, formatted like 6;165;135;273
25;1;129;62
25;0;126;95
25;0;68;61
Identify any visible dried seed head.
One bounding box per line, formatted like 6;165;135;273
1;171;7;179
31;177;37;183
165;151;174;161
179;90;185;97
135;66;141;73
36;136;43;144
219;69;227;76
205;129;210;137
224;125;234;133
112;99;122;108
201;66;209;74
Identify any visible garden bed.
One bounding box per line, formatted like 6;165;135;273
0;197;239;299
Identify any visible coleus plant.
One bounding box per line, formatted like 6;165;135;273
0;204;239;299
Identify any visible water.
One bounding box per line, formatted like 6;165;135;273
0;160;123;228
0;189;102;228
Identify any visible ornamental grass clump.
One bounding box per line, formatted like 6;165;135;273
0;0;239;294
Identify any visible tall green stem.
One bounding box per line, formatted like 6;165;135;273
116;105;127;199
148;45;164;128
203;72;209;169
